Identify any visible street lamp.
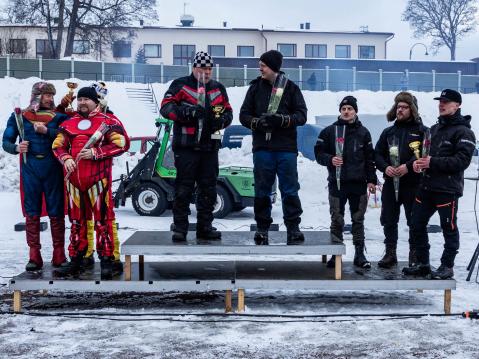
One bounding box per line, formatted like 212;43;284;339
409;42;429;60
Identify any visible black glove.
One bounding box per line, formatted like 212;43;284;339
261;113;292;129
251;117;272;132
180;105;205;123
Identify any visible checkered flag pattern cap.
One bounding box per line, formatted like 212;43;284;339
193;51;214;68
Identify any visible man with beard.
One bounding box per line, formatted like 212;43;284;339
52;87;129;279
2;82;68;271
160;51;232;242
403;89;476;279
375;92;428;268
315;96;377;268
239;50;307;245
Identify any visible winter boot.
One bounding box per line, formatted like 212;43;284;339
82;254;95;270
286;225;305;245
254;230;269;245
172;231;187;242
100;256;114;280
25;215;43;271
112;260;124;275
50;216;67;267
196;228;222;241
378;244;398;269
408;248;418;267
430;265;454;279
54;255;84;277
402;263;431;277
326;255;336;268
353;243;371;269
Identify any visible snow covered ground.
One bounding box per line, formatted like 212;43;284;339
1;78;479;358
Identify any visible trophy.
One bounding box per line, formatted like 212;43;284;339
409;141;421;159
211;105;224;140
66;81;78;111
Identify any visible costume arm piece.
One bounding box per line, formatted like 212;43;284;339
2;113;20;154
52;131;73;164
93;123;129;159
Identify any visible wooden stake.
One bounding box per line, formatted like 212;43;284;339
225;290;232;313
322;255;327;264
13;291;21;313
335;255;342;280
237;288;245;312
139;255;145;281
444;289;452;315
124;255;131;281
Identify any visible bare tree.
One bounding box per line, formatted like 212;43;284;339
403;0;478;60
2;0;158;59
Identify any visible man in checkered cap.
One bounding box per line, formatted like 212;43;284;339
160;51;233;242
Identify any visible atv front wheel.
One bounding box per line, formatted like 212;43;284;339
213;186;233;219
132;183;167;216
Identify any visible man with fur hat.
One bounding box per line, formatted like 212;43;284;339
240;50;307;245
52;86;129;279
315;95;377;268
160;51;232;242
375;92;428;269
403;89;476;279
2;81;68;271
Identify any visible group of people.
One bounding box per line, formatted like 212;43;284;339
3;49;475;281
3;81;129;280
161;49;475;280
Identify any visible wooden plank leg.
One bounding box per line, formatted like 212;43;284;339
13;291;21;313
444;289;452;315
322;255;327;263
237;288;245;312
124;255;131;281
139;255;145;281
335;255;342;280
225;290;233;313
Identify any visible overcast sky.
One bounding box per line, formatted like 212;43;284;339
155;0;479;61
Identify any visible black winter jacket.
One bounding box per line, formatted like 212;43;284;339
239;74;307;153
421;110;476;196
160;74;233;151
375;117;428;185
314;117;378;185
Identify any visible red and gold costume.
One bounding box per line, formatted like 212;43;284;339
52;110;129;259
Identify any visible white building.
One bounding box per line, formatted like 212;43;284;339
0;21;394;65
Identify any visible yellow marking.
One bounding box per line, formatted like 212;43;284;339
52;133;65;149
109;132;126;148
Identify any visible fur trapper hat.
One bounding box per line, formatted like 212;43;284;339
386;91;419;122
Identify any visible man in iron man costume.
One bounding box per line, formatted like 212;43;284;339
53;87;129;279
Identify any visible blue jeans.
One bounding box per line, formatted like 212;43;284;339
253;151;302;230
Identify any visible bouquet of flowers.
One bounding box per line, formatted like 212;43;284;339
389;140;400;202
265;74;288;141
335;125;345;191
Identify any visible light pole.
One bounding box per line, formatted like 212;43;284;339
409;42;429;60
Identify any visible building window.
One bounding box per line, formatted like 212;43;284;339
73;40;90;55
35;39;57;58
112;40;132;58
277;43;297;57
144;44;161;58
237;45;254;57
305;44;327;58
9;39;27;54
358;45;375;59
207;45;225;57
173;44;195;65
335;45;351;58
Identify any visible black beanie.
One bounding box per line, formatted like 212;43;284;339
339;95;358;113
77;87;99;104
260;50;283;73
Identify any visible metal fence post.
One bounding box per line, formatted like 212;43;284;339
70;56;74;78
243;64;247;86
299;65;303;90
6;54;10;77
352;66;356;91
160;62;164;83
432;70;436;92
405;69;409;90
101;61;105;81
379;69;383;91
457;70;462;92
131;62;135;83
38;55;42;79
188;62;192;74
325;66;330;91
216;63;219;82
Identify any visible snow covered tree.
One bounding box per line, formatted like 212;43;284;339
402;0;478;60
135;47;147;64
